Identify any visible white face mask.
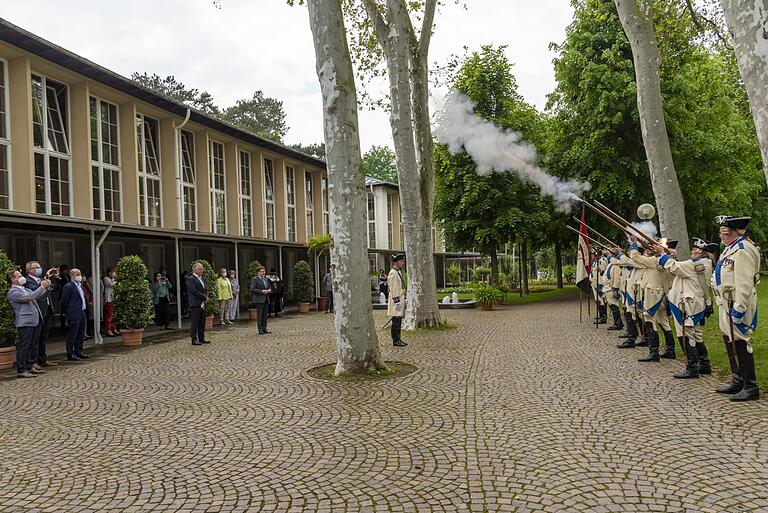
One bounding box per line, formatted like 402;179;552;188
16;276;26;286
74;275;83;283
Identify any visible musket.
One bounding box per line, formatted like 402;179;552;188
572;217;619;248
593;200;671;254
566;225;612;251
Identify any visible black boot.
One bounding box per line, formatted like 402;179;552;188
716;335;743;394
673;337;699;379
618;312;635;338
607;305;624;331
635;318;648;347
730;341;759;401
659;329;676;359
638;323;660;362
595;304;607;325
696;342;711;375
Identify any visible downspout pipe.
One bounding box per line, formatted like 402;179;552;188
175;108;191;229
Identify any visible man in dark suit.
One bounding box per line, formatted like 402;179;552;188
24;261;58;368
186;263;210;346
7;270;52;378
61;268;90;361
250;266;272;334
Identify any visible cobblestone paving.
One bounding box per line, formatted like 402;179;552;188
1;300;768;512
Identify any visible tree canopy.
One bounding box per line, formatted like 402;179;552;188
362;145;398;183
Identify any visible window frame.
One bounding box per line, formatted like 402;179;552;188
321;174;329;235
263;157;275;240
136;112;162;227
285;165;296;242
208;138;226;234
179;129;197;231
387;193;394;250
238;148;252;237
367;191;376;249
31;72;72;217
305;171;314;240
89;95;122;222
0;58;10;210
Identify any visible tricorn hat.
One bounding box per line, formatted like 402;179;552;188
665;239;679;250
693;237;719;254
392;254;405;263
716;215;751;230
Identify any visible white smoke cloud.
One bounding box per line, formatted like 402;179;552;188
435;90;591;212
629;221;658;241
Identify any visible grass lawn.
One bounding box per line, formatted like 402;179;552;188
701;279;768;386
442;285;579;305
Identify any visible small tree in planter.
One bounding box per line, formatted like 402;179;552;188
194;259;219;328
447;264;462;286
306;234;331;311
475;285;504;311
113;255;154;346
244;259;262;320
291;260;314;313
0;251;18;368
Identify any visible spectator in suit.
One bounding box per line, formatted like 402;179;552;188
61;268;90;361
102;267;117;337
24;261;58;368
228;269;240;322
7;270;52;378
250;266;272;334
180;271;191;319
82;272;95;339
57;263;70;328
186;263;210;346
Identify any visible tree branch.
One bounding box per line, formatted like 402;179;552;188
360;0;390;49
418;0;438;62
682;0;730;46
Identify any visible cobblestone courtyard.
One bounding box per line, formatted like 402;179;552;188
1;298;768;512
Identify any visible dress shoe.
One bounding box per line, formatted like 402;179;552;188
259;331;266;335
201;340;211;344
105;331;115;337
659;352;676;359
393;340;407;347
616;340;636;349
40;361;58;367
32;363;44;371
638;354;660;362
30;368;45;374
76;353;90;359
17;371;37;378
67;355;81;361
263;330;272;334
192;340;204;346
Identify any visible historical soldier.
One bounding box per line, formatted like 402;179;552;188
387;254;407;347
612;246;640;348
604;253;624;332
711;216;761;401
629;238;677;362
657;238;717;378
592;250;608;324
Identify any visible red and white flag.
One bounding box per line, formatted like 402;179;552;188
576;205;592;295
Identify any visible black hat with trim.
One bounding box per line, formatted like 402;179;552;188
392;254;405;263
693;237;719;254
716;215;751;230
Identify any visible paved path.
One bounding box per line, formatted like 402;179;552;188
1;299;767;512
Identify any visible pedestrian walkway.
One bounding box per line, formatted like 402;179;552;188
0;298;767;512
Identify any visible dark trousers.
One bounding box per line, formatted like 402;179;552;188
189;306;206;343
270;294;282;316
256;302;269;332
34;313;52;364
16;324;41;373
391;316;402;343
156;297;170;327
65;312;86;357
325;291;334;313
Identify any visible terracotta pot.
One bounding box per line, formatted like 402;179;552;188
205;315;214;329
480;302;494;311
317;296;327;312
0;346;15;369
121;328;143;346
248;308;258;320
298;302;310;313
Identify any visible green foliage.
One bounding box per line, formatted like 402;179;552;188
447;264;462;285
290;142;326;159
362;145;398;183
306;233;332;256
473;266;491;282
562;264;577;284
0;251;18;347
291;260;314;303
113;256;155;330
194;260;220;316
131;73;219;114
474;285;504;306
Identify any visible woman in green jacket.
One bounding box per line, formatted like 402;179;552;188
216;268;233;326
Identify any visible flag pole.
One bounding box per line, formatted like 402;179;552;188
579;288;583;323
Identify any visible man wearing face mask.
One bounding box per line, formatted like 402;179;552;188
61;268;90;361
7;270;52;378
24;261;58;369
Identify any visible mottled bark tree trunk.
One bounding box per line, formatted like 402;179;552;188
306;0;385;374
555;242;564;289
720;0;768;185
614;0;691;259
361;0;442;329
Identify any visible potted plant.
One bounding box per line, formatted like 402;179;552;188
194;259;219;328
306;233;331;311
475;285;503;311
0;250;18;368
113;255;155;346
245;259;263;320
291;260;314;313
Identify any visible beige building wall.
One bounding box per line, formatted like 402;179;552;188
195;131;211;233
294;164;306;243
272;157;286;241
224;142;239;236
159;117;179;229
311;169;323;236
70;82;91;219
251;149;265;238
118;101;139;225
8;56;32;213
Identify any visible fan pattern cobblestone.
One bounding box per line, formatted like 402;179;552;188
1;299;767;512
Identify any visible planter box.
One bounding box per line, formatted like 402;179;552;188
317;296;327;312
121;328;144;346
480;302;494;311
0;346;15;369
248;308;258;320
298;302;310;313
205;315;214;329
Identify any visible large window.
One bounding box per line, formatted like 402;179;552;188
367;191;376;249
264;158;275;239
239;150;252;237
321;175;329;234
387;193;394;250
209;140;226;234
286;165;296;242
0;60;8;210
90;97;120;222
180;129;196;231
32;74;71;216
305;172;314;240
136;113;161;227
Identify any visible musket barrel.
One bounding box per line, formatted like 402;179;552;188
572;217;619;247
566;225;611;250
